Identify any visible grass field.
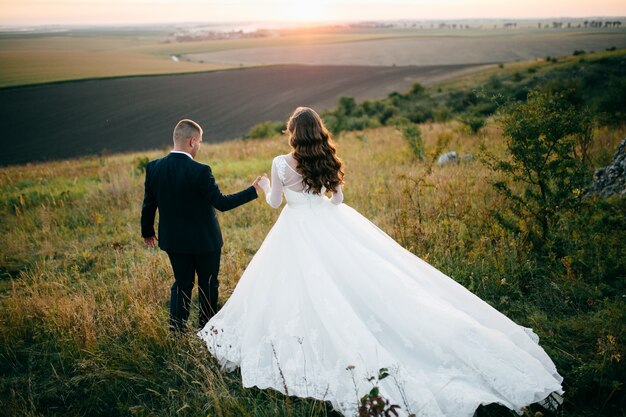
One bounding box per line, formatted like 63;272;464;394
1;118;625;416
1;46;625;417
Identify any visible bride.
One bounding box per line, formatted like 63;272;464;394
198;107;563;417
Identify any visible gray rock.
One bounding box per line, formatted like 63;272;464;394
585;138;626;197
437;151;457;165
460;152;475;163
437;151;474;165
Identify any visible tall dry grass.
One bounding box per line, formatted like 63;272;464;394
1;121;624;416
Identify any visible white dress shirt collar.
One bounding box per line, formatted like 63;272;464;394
170;150;193;160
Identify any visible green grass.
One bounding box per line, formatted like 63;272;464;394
1;119;624;416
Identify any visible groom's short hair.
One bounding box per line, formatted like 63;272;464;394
173;119;202;143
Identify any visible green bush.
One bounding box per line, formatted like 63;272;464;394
402;124;424;160
247;121;284;139
134;155;150;174
491;88;593;250
461;115;486;134
337;96;357;116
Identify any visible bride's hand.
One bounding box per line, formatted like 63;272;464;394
253;174;270;194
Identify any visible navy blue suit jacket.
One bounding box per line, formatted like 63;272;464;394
141;152;258;253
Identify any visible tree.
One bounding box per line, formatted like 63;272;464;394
488;89;593;251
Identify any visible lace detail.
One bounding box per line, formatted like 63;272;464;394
520;326;540;344
200;318;562;417
266;155;343;208
275;156;288;185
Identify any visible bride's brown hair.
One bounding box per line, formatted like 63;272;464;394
287;107;344;194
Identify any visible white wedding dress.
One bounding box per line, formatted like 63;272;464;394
198;154;564;417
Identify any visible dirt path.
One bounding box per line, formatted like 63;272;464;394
0;64;487;166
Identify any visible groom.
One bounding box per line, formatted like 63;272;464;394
141;119;262;332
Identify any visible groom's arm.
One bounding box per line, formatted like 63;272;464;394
141;162;158;238
200;166;258;212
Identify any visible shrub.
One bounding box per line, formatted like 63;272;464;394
402;124;424;160
247;121;284;139
432;106;452;122
338;96;357;116
134;156;150;174
595;76;626;125
467;102;498;117
345;116;376;131
321;113;341;134
409;82;426;96
446;90;479;113
377;104;399;125
385;116;411;126
407;107;433;124
461;115;486;134
490;88;593;251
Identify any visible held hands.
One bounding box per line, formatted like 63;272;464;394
143;235;158;249
252;174;270;194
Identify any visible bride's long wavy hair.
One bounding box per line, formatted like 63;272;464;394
287;107;344;194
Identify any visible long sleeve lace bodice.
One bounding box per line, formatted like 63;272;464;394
260;155;343;208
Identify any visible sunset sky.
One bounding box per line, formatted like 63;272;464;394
1;0;625;26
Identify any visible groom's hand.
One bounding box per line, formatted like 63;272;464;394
143;235;158;249
253;174;270;194
252;175;263;193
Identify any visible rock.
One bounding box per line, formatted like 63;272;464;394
437;151;474;165
437;151;457;165
460;152;475;163
585;138;626;197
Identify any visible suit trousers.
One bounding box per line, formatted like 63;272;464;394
166;250;221;331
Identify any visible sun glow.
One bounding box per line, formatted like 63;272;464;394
281;0;327;23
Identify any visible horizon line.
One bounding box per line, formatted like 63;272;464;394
1;16;626;29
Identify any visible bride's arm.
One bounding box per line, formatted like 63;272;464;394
265;158;284;208
330;184;343;205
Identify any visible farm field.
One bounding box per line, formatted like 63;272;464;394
0;63;487;166
1;27;626;87
0;35;227;88
183;30;626;66
0;29;436;87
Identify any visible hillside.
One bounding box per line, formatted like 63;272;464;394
1;53;625;417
